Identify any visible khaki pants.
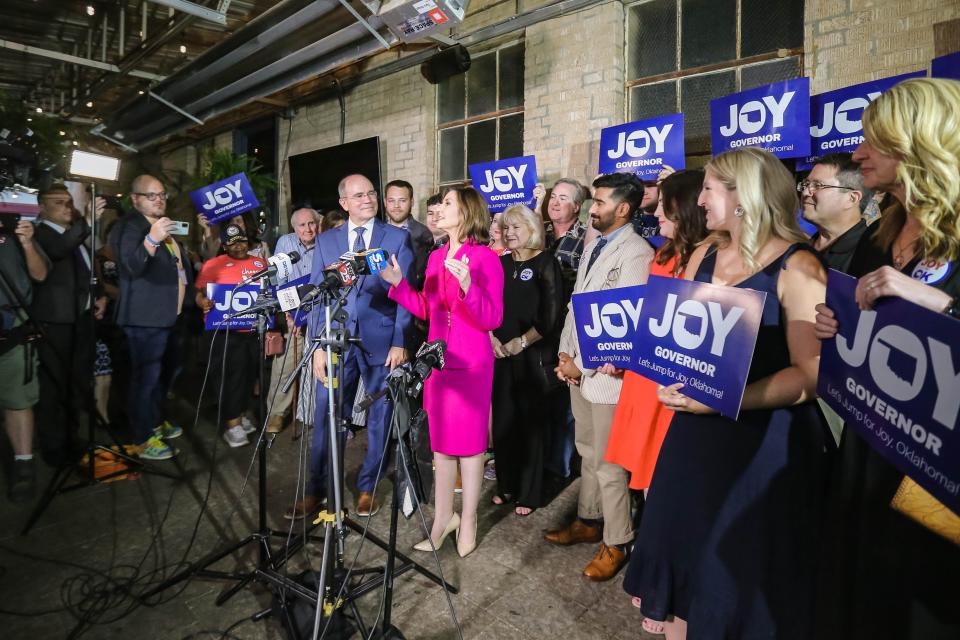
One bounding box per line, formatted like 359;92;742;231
267;330;304;418
570;384;633;546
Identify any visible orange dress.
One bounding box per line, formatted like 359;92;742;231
604;255;679;490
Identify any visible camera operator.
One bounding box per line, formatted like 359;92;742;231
0;211;50;503
30;184;107;467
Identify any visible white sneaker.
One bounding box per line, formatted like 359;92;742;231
223;425;250;448
240;415;257;434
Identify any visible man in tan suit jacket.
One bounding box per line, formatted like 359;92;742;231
545;172;654;581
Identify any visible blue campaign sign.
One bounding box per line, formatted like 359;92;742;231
598;114;686;180
630;214;667;249
932;51;960;80
571;286;646;369
632;276;766;419
468;155;537;213
710;78;811;159
190;172;260;224
818;270;960;515
277;274;311;327
798;70;926;169
204;283;273;330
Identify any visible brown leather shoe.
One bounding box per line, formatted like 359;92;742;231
356;491;380;517
543;520;602;546
583;543;627;582
266;415;285;434
283;494;323;521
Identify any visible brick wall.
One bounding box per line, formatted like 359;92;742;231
164;0;960;235
523;1;625;186
806;0;960;93
277;66;436;222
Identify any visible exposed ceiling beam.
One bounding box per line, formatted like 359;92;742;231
0;38;167;81
146;0;227;26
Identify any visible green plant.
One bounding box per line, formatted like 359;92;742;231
0;90;78;171
197;147;276;204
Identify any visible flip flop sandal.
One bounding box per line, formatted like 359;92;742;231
641;618;666;635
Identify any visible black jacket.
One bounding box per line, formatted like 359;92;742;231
31;219;95;324
109;211;193;328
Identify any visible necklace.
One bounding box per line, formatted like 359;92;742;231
511;251;540;279
512;256;528;279
892;234;917;269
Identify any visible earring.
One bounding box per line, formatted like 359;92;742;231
734;206;745;218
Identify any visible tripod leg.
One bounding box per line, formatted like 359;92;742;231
20;463;72;535
311;520;334;640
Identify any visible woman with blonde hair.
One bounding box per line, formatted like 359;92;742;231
629;147;829;640
380;187;503;558
814;77;960;639
489;204;564;515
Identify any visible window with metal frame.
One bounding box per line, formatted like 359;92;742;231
626;0;804;159
436;40;525;186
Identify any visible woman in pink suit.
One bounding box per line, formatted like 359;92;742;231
380;187;504;558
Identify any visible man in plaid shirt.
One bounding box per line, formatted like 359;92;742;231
541;178;588;300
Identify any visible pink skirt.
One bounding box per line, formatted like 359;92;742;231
423;365;492;456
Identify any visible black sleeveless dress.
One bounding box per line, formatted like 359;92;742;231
624;243;830;639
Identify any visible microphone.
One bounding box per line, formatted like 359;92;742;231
290;248;393;309
407;339;446;399
238;251;301;286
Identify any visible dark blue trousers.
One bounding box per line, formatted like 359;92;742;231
123;326;171;444
309;347;390;496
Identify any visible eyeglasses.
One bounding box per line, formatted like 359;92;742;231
133;191;167;201
797;180;854;194
347;191;377;202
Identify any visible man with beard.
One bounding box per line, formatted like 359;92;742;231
546;172;653;582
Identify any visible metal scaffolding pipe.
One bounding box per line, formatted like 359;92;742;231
101;14;107;62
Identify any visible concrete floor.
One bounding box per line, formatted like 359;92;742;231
0;395;657;640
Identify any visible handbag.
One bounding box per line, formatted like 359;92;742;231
264;330;285;356
890;476;960;546
530;346;564;393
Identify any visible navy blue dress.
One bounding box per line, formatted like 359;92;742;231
624;243;829;639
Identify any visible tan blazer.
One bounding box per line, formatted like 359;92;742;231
558;224;654;404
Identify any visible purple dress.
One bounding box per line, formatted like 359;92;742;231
389;241;504;456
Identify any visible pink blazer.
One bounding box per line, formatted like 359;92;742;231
389;241;504;370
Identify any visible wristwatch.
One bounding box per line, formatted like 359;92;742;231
520;335;528;350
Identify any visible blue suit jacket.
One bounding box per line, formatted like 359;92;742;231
309;219;414;361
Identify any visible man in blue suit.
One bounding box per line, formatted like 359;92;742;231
288;173;413;519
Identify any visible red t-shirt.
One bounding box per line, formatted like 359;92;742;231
195;254;267;331
195;254;267;290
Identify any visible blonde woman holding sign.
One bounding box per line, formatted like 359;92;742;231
813;77;960;640
629;147;828;640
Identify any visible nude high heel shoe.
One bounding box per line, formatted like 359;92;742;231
456;518;477;558
413;512;460;552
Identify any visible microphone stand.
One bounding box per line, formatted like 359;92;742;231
22;186;180;535
142;281;324;628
